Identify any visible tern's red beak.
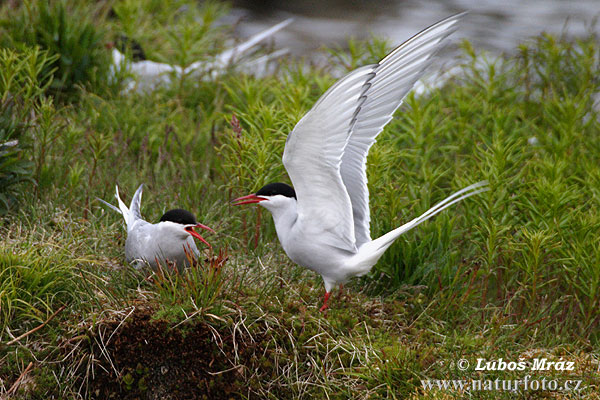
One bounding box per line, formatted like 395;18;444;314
232;194;267;206
185;223;214;247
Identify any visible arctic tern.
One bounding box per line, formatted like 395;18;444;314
110;18;293;92
233;13;488;311
98;184;214;270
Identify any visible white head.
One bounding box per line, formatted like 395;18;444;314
158;209;214;247
111;47;125;65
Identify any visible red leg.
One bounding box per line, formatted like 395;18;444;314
319;291;331;312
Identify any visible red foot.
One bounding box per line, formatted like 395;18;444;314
319;292;331;312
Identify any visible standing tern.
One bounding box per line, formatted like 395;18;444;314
110;18;293;92
98;184;214;270
233;13;488;311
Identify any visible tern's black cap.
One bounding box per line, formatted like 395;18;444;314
256;183;296;199
115;34;147;61
160;209;197;225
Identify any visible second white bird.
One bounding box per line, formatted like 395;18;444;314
99;184;214;270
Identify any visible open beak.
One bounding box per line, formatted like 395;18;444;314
232;194;267;206
185;223;214;247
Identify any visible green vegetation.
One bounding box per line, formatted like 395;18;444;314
0;0;599;398
0;0;111;100
0;46;57;212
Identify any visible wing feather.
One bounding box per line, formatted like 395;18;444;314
341;13;465;247
129;184;144;223
282;13;465;251
283;66;376;251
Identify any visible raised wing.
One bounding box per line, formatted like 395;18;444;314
282;65;376;252
186;18;293;73
128;184;144;225
215;18;293;67
341;13;465;247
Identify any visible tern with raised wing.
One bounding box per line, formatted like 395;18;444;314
233;13;488;311
98;184;214;270
110;18;293;92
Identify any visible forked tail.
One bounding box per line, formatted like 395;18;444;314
354;181;488;274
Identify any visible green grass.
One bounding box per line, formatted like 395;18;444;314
0;0;112;101
0;46;57;212
0;1;599;398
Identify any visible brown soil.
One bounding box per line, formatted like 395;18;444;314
88;308;260;400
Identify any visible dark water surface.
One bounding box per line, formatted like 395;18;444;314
221;0;599;59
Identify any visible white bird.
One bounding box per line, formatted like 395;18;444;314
233;13;488;311
98;184;214;270
0;140;18;149
110;18;293;92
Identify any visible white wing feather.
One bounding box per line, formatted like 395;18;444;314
186;18;294;73
283;66;376;252
128;184;144;226
97;184;144;233
341;13;465;247
214;18;293;67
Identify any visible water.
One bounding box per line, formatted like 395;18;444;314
223;0;599;59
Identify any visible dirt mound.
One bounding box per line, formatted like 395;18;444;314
89;309;257;399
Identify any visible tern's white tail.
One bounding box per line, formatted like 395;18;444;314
97;184;144;232
353;181;488;274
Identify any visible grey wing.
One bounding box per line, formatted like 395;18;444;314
98;184;144;232
283;65;376;252
215;18;293;66
129;184;144;222
341;13;465;247
187;18;293;73
124;219;153;263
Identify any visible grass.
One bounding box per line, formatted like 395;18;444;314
0;46;57;212
1;0;599;398
0;0;112;101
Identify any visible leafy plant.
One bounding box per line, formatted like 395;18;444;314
110;0;228;66
0;47;56;212
151;248;229;319
325;35;391;72
0;247;79;339
0;105;32;213
0;0;111;100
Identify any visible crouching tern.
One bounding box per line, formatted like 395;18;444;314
98;184;214;270
233;13;488;311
